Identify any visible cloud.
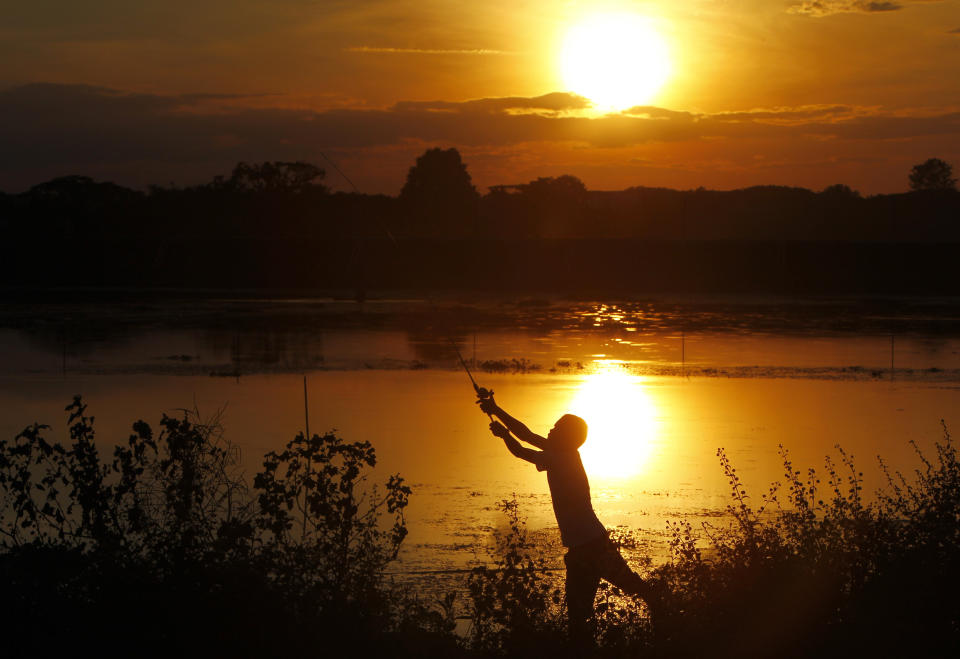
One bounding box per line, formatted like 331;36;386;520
749;154;886;170
788;0;906;16
622;107;698;121
622;105;857;125
709;106;857;123
346;46;515;55
1;83;958;192
392;93;591;115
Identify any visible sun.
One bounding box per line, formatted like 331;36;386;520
567;365;659;479
560;13;671;113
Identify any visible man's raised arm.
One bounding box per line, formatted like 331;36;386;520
478;398;548;449
489;421;544;466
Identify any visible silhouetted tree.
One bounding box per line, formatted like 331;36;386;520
518;174;587;200
27;175;140;207
909;158;957;191
820;183;861;199
228;161;327;194
517;175;588;238
399;148;479;237
22;176;142;245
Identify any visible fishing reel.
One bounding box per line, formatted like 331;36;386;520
474;385;495;401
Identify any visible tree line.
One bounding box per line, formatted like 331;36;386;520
0;150;957;292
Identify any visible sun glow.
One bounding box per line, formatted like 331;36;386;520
560;13;671;113
568;365;659;479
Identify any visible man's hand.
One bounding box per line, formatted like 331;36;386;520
476;393;498;415
489;421;511;439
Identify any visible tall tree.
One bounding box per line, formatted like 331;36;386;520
399;148;479;237
909;158;957;192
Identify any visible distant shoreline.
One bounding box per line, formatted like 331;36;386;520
3;238;960;296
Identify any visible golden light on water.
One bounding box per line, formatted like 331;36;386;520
568;363;659;479
560;13;672;113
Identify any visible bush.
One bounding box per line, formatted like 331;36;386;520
0;396;424;657
654;429;960;658
467;497;565;653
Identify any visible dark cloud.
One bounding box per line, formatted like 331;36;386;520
1;83;958;192
392;93;591;115
788;0;907;16
0;0;325;41
179;92;279;102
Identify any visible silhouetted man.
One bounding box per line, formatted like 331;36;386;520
479;395;660;644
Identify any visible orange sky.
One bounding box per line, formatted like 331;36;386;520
1;0;958;194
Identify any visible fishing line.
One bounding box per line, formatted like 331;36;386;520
319;150;361;193
322;152;489;426
319;150;397;245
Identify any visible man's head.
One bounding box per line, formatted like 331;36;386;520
548;414;588;451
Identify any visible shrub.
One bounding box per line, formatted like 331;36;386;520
654;429;960;658
0;397;421;657
467;497;565;654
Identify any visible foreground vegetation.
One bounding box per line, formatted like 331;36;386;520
1;400;958;657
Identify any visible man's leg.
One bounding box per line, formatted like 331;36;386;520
564;551;601;646
595;542;662;615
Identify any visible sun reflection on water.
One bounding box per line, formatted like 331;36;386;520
568;361;659;479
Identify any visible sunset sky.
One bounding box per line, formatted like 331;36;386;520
2;0;958;194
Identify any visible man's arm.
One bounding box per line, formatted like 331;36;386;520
489;421;546;466
479;398;548;449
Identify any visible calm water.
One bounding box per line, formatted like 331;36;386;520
2;295;959;577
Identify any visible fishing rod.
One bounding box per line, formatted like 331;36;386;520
449;339;495;420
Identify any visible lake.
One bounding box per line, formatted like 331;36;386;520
2;293;959;582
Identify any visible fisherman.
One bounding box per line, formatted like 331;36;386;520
478;394;662;644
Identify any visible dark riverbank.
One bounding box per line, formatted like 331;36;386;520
4;238;960;296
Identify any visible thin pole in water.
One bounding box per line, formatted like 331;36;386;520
304;375;311;440
890;335;895;380
303;375;311;538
